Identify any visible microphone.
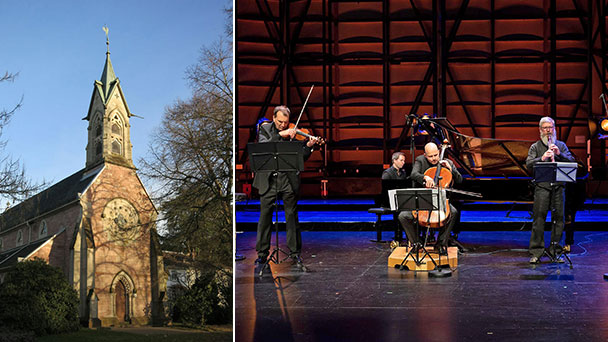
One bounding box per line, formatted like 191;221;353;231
406;113;418;126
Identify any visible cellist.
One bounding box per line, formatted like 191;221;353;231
397;142;463;255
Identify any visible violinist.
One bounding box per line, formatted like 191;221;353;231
253;105;322;270
526;117;575;264
397;142;462;255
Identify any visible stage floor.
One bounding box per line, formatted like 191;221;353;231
235;230;608;342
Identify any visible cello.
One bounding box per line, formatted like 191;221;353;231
413;141;452;229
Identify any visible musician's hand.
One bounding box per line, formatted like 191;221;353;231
306;137;318;147
542;150;554;161
439;160;451;171
424;175;435;188
279;128;297;139
550;144;560;155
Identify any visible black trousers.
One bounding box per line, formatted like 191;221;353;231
256;173;302;259
397;204;458;247
529;183;565;257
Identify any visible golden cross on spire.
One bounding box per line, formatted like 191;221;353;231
102;25;110;53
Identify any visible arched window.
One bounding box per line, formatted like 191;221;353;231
16;230;23;246
96;142;102;156
111;114;123;136
39;220;47;238
94;113;102;137
112;140;122;155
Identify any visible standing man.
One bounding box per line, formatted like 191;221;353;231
526;116;575;264
253;105;321;270
382;152;407;180
397;142;462;255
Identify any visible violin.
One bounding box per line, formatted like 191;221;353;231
288;123;325;145
412;141;451;229
285;85;325;145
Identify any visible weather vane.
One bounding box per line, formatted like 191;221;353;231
102;25;110;53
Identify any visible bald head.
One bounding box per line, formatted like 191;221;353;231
424;143;438;154
424;142;440;165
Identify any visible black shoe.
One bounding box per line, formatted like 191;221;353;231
291;255;307;271
255;256;267;264
458;246;470;253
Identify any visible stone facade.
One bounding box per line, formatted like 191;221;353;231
81;164;159;325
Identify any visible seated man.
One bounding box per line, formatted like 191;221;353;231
382;151;407;180
397;142;462;255
381;151;408;242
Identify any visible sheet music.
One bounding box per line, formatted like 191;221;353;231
535;162;577;183
388;188;443;211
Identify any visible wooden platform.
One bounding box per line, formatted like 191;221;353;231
388;246;458;270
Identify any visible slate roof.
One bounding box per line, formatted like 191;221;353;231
0;236;52;270
0;167;101;232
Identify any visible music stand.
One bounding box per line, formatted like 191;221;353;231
533;162;577;268
248;141;305;276
390;188;443;274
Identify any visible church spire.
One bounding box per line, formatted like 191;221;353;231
99;26;117;102
83;27;134;170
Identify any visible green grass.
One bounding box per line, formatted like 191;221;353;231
37;326;232;342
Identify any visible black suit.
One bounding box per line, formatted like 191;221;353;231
397;155;461;247
382;166;407;180
253;122;313;259
526;139;575;257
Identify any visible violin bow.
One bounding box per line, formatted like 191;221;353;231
292;84;314;132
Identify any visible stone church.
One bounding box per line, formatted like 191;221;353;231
0;46;164;326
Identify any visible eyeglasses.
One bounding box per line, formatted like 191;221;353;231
541;126;554;130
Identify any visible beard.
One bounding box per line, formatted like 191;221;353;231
540;131;556;146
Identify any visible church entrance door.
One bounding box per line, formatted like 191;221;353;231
115;280;127;322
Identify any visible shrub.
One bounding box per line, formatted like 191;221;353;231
0;259;80;336
172;270;232;326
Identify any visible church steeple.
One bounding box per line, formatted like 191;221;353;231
84;27;135;170
99;52;117;102
99;27;117;103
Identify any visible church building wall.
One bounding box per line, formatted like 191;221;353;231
0;204;81;276
83;163;156;325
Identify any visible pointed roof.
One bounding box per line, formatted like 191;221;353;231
99;51;117;102
84;48;132;121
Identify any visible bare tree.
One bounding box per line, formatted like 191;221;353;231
140;20;232;272
0;71;44;202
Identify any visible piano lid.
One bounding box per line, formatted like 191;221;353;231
417;117;580;178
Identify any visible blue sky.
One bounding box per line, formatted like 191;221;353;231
0;0;229;199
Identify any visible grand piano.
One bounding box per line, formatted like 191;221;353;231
413;117;588;245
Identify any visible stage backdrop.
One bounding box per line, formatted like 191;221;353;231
236;0;608;197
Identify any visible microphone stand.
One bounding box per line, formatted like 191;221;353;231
407;114;417;188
